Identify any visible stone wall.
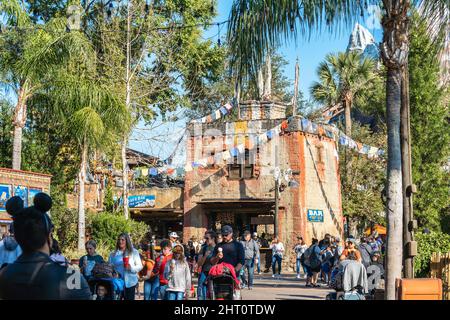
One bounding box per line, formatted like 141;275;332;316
183;119;343;271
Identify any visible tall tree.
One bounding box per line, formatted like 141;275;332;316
82;0;222;218
310;51;377;137
226;0;449;299
409;14;450;233
311;51;378;236
0;0;74;170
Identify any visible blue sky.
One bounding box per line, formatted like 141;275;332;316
130;1;383;163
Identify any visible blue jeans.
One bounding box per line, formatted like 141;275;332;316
257;258;261;273
272;255;282;275
159;285;168;300
241;259;255;287
150;277;160;300
167;291;184;300
143;279;154;300
150;277;168;300
296;259;308;275
197;272;208;300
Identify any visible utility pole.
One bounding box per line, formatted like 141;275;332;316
401;65;417;278
292;58;299;117
274;146;280;238
274;173;279;238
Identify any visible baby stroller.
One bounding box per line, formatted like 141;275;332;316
326;260;368;300
89;278;123;300
88;262;124;300
206;263;241;300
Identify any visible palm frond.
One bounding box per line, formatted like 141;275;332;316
227;0;376;81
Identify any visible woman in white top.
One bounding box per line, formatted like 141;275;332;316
294;237;308;279
108;233;143;300
270;237;285;278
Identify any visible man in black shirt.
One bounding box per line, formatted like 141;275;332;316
211;225;244;274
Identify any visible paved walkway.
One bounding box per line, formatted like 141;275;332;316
135;272;333;300
240;273;333;300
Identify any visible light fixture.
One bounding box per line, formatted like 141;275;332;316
288;180;300;188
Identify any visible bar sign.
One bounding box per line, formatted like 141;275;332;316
307;209;324;222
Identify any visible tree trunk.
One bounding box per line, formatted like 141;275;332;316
122;135;129;220
257;66;264;99
78;141;88;251
344;97;352;137
385;67;404;300
401;65;414;278
122;0;132;220
381;1;410;299
12;87;28;170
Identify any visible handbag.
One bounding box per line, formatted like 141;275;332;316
92;262;115;278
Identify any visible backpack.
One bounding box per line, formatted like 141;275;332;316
301;245;314;265
309;245;322;269
92;262;115;278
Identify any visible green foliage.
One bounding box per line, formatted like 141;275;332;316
51;207;84;252
415;232;450;277
103;183;115;212
310;51;378;108
409;15;450;232
340;123;387;230
0;99;13;167
89;211;148;251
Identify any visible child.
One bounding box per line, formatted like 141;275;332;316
163;244;191;300
96;285;110;300
112;271;125;298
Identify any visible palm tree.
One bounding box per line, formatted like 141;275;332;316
0;0;79;170
310;51;377;137
46;27;129;250
311;51;377;237
227;0;449;300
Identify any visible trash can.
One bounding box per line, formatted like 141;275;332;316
396;278;443;300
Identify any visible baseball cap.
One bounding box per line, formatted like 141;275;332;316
252;232;258;237
346;238;356;244
169;232;178;238
335;236;341;242
221;225;233;236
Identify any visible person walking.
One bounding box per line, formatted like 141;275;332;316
197;230;217;300
169;232;180;248
303;238;322;288
340;238;362;263
108;233;143;300
0;194;91;299
211;225;245;274
139;242;156;301
151;240;172;300
359;237;373;269
164;244;191;300
49;238;68;267
0;224;22;269
270;237;284;278
294;237;308;279
252;232;262;275
240;231;260;290
79;240;105;280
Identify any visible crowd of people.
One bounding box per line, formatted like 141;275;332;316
296;233;385;289
0;192;386;300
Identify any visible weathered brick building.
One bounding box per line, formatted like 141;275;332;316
183;101;344;268
0;168;51;235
